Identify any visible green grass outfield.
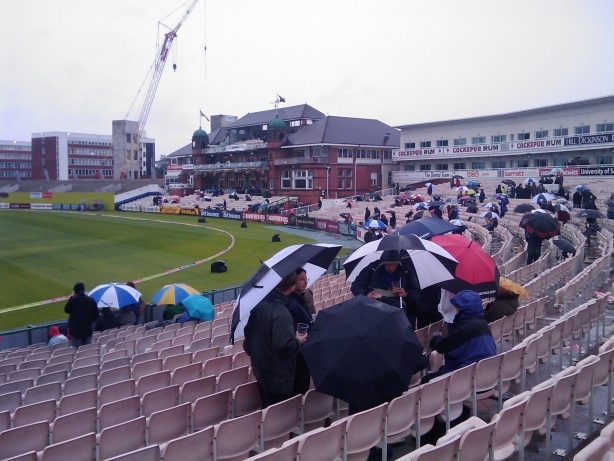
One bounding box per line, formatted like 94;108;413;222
0;210;317;330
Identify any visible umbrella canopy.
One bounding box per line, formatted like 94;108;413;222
456;186;469;192
302;296;426;410
493;194;507;200
501;179;516;186
576;209;606;219
552;238;576;255
395;216;458;239
525;178;535;183
531;193;556;204
343;233;457;289
365;219;387;229
466;180;479;187
481;211;500;219
425;182;433;187
88;283;142;309
550;167;564;175
414;202;428;210
410;194;424;202
465;189;476;195
397;193;410;200
231;244;342;340
452;174;464;179
426;201;446;208
431;234;500;297
411;210;433;220
574;185;590;191
498;277;530;300
519;212;561;239
151;283;200;305
514;203;535;213
180;294;215;321
484;202;497;209
552;203;570;213
466;204;478;213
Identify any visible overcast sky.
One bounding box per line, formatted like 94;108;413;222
2;0;613;157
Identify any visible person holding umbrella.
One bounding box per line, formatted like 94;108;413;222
525;230;544;265
423;290;496;383
244;272;307;408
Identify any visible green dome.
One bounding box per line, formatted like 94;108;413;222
193;128;208;138
268;117;286;128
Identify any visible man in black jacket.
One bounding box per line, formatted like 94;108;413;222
244;272;307;408
64;282;99;348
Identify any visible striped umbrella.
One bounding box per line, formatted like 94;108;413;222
88;283;142;309
151;283;201;305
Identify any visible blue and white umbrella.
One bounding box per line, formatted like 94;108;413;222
231;244;342;341
88;283;142;309
524;178;536;183
574;184;590;191
365;219;387;229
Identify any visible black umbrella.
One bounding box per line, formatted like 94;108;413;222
519;212;561;239
514;203;535;213
501;179;516;186
302;296;427;411
552;239;576;255
452;174;464;179
466;204;478;213
576;209;606;219
395;217;458;239
230;243;342;340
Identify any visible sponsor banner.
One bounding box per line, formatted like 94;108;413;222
565;133;614;146
142;206;160;213
537;168;580;177
222;210;243;220
199;209;223;218
243;212;267;222
179;207;199;216
30;204;53;210
424;171;455;179
315;219;328;231
288;215;298;226
267;214;289;225
393;149;435;158
464;170;499;178
324;220;339;234
509;138;564;150
160;205;181;215
447;144;500;154
296;216;317;229
0;203;9;209
502;169;541;178
10;203;31;209
578;166;614;176
120;204;141;212
167;164;184;170
29;192;52;199
339;222;357;238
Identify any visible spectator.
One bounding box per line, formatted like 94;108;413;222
423;290;496;383
162;304;185;321
115;305;136;327
584;218;601;247
64;282;99;348
126;281;146;325
484;290;519;323
606;193;614;220
48;325;69;346
364;207;371;223
582;191;598;210
499;196;509;218
364;226;377;243
572;190;583;208
525;231;544;265
95;307;118;332
244;272;306;408
389;212;397;229
427;183;433;196
478;189;486;204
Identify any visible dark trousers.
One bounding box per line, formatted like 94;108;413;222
526;244;542;265
257;381;295;409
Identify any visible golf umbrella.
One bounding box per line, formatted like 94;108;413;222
88;283;142;309
467;180;479;188
514;203;535;213
501;179;516;186
151;283;200;305
180;294;215;321
466;189;476;195
231;244;342;341
301;295;427;410
484;202;497;209
453;174;464;179
365;219;387;229
414;202;428;210
498;277;530;300
466;204;478;213
481;211;500;219
552;238;576;255
550;167;564;175
519;212;561;239
431;234;500;297
456;186;469;192
575;185;590;191
343;233;457;288
411;210;433;220
525;178;535;183
426;201;446;208
425;182;433;187
396;217;458;239
531;193;556;204
576;209;606;219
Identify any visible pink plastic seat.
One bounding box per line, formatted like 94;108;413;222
39;432;96;461
99;378;136;407
0;421;50;460
180;375;217;404
147;402;191;445
51;406;97;444
213;409;262;461
160;426;214;461
13;398;57;427
258;394;302;452
99;395;141;431
192;389;232;432
98;416;147;461
231;381;262;418
216;365;249;392
141;384;180;418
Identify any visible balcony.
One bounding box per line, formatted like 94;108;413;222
273;157;329;166
191;161;268;171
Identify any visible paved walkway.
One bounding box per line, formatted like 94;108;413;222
264;226;363;250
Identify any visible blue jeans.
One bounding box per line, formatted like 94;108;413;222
70;336;92;348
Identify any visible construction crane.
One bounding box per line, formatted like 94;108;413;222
117;0;200;180
134;0;200;141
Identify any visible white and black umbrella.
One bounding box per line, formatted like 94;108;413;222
230;243;342;341
343;233;457;289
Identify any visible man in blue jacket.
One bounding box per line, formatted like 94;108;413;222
423;290;496;382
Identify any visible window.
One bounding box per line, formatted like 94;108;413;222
553;158;567;166
419;141;431;148
535;159;548;167
491;135;507;143
453;138;466;146
435;163;448;170
471;136;485;144
383;150;391;160
491;161;506;169
597;123;614;133
471;162;485;169
419;164;431;171
510;134;514;141
338;148;353;158
370;172;378;186
517;159;529;168
517;133;530;140
269;179;274;190
404;164;415;171
574;125;590;134
436;140;448;147
281;170;291;188
597;155;613;164
292;169;313;189
404;142;415;149
554;128;568;137
535;130;548;139
338;178;344;189
453;162;466;169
